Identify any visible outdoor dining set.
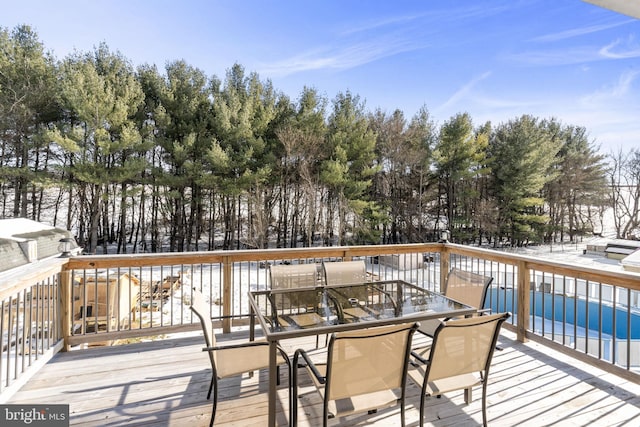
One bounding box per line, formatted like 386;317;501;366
189;260;510;427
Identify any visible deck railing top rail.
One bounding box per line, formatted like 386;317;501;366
62;243;438;269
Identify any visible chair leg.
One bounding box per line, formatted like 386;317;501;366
210;378;218;427
482;382;488;427
207;376;214;400
419;378;429;427
287;361;293;427
291;357;299;426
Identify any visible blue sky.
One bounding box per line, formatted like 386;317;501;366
3;0;639;155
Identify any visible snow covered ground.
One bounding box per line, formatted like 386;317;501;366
500;239;624;272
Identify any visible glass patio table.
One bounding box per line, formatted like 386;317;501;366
248;279;476;427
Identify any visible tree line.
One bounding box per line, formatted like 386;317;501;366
1;25;638;254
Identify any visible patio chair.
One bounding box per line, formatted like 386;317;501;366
189;289;290;427
270;263;323;328
322;260;378;321
408;312;510;427
292;322;419;427
418;268;494;338
269;263;327;347
444;268;493;311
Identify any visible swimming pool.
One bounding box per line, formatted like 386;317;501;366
485;287;640;366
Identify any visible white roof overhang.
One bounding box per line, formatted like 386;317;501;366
582;0;640;19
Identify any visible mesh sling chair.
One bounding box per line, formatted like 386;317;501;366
322;260;378;321
269;263;327;347
292;322;419;427
418;268;494;338
408;312;510;427
269;263;324;329
189;289;291;426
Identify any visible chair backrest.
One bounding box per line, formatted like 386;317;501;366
325;322;418;402
426;312;509;382
444;268;493;310
323;260;367;286
269;264;321;314
269;263;318;289
189;289;218;371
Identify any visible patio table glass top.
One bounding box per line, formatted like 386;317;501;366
249;279;475;338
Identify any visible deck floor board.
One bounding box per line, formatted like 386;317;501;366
7;329;640;426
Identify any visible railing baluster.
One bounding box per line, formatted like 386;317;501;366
223;255;232;333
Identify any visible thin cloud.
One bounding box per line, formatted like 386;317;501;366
260;3;515;78
531;20;635;42
437;3;515;23
510;34;640;66
581;69;640;105
436;72;492;112
258;38;427;77
506;47;601;66
600;37;640;58
340;12;428;36
342;3;512;37
508;43;640;66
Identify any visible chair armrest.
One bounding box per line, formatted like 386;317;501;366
371;284;398;313
202;341;269;352
294;348;326;384
203;340;289;357
326;293;345;320
478;307;492;315
410;349;430;365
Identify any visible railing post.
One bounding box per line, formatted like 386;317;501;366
517;260;530;342
439;245;450;292
222;256;232;333
60;264;73;352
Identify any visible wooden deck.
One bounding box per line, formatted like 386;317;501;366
8;329;640;426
